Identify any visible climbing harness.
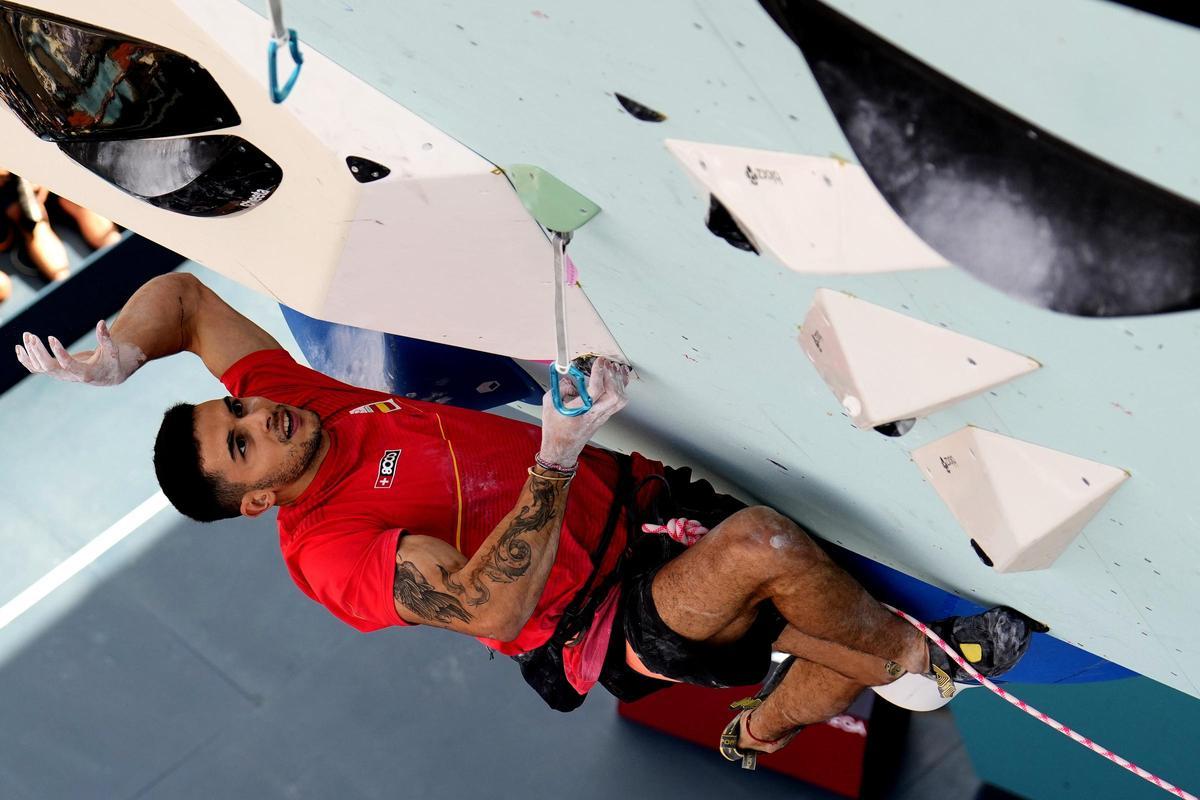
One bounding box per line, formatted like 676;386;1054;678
887;605;1197;800
514;452;634;711
549;230;593;417
266;0;303;103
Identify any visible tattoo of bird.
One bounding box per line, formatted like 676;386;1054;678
393;560;473;624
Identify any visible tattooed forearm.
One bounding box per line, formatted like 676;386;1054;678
394;560;472;624
443;476;564;607
439;564;465;595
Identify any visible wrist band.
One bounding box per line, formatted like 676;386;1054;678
534;453;577;475
528;466;574;483
743;711;786;746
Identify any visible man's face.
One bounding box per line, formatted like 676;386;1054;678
193;395;323;499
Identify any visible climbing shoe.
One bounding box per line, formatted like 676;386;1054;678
927;606;1048;689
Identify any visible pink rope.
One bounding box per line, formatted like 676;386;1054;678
885;604;1198;800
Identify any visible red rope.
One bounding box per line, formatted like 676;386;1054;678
885;604;1197;800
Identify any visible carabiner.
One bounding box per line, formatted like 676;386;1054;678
549;362;593;417
267;29;304;103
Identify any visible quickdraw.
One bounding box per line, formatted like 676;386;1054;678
266;0;303;103
548;230;593;417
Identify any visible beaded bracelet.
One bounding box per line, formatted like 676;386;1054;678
534;453;577;475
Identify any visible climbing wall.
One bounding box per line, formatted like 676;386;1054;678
234;0;1198;697
2;0;1195;699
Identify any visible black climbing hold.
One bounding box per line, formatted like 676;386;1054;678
61;135;281;217
0;5;240;142
759;0;1200;317
346;155;391;183
614;92;667;122
874;418;916;437
705;195;758;254
970;539;995;568
1104;1;1200;29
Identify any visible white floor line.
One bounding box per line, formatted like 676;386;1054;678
0;492;170;632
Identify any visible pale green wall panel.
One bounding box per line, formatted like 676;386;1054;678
233;0;1200;698
954;678;1200;799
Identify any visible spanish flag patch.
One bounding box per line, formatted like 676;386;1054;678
350;398;402;415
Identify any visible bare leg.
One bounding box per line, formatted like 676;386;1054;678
56;195;121;250
736;657;865;752
650;506;928;684
773;625;906;686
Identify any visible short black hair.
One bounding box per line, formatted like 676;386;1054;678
153;402;242;522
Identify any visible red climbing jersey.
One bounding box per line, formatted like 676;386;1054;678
221;349;661;662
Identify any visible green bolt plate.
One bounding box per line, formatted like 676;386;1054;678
506;164;601;233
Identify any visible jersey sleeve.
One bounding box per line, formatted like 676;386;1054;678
220;348;388;419
291;524;410;632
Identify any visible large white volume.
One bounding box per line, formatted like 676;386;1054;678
913;427;1129;572
0;0;621;363
665;139;949;274
800;289;1040;428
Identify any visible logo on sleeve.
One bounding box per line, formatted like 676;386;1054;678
375;449;402;489
351;398;402;415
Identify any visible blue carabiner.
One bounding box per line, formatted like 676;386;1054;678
549;363;593;417
267;28;304;103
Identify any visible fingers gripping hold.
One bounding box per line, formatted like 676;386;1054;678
538;356;631;468
586;357;630;418
585;357;610;401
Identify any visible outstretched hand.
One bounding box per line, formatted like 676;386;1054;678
15;319;144;387
538;356;631;469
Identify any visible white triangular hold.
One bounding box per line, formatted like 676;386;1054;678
0;0;620;363
664;139;949;274
799;289;1040;428
913;427;1129;573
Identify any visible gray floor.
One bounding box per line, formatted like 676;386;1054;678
0;262;985;799
0;509;984;800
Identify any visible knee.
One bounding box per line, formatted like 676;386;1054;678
720;506;822;565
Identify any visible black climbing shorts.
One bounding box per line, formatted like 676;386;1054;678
598;466;788;702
